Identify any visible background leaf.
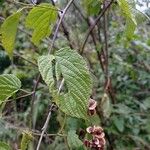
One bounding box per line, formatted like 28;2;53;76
1;12;21;58
0;74;21;103
67;130;83;149
83;0;101;16
0;142;11;150
113;117;124;132
21;131;33;150
117;0;137;39
25;3;57;45
101;93;111;118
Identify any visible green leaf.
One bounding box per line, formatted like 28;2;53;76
0;142;11;150
21;131;33;150
38;55;55;90
1;12;21;58
113;117;124;132
83;0;101;16
0;74;21;103
117;0;135;23
117;0;137;39
67;130;83;149
124;19;136;40
101;93;111;118
25;3;57;45
38;48;92;119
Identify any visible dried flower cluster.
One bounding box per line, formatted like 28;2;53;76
88;98;97;116
84;126;106;150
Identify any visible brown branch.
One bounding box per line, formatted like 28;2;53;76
72;2;87;22
102;1;115;104
103;4;109;78
14;52;37;67
36;103;55;150
33;132;67;137
49;0;75;54
1;92;34;103
51;0;74;49
80;0;114;55
3;120;67;137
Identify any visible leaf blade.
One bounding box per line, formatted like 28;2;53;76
1;12;21;58
67;130;83;149
25;3;57;45
0;74;21;103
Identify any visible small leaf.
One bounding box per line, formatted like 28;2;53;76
67;130;83;149
26;3;57;45
101;93;111;118
0;74;21;103
0;142;11;150
1;12;21;58
21;131;33;150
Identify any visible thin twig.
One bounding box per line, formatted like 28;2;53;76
51;0;74;49
30;74;41;129
33;132;67;137
36;77;65;150
3;120;67;137
49;0;75;54
80;0;114;54
1;92;34;104
103;5;108;78
14;52;37;67
36;103;55;150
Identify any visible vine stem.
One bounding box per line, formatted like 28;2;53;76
36;78;65;150
49;0;75;54
80;0;114;54
36;1;74;149
36;103;54;150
